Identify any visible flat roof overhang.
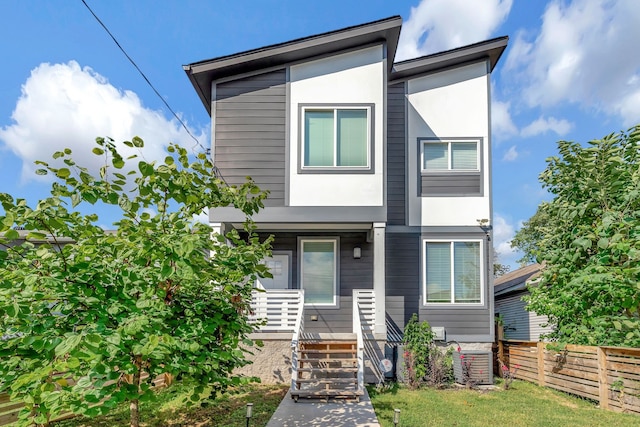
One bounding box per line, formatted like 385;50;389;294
389;36;508;83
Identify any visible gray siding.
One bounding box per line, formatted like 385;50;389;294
387;83;406;225
385;232;420;330
419;308;490;336
420;231;491;337
214;70;286;207
385;231;492;340
421;172;482;196
495;291;552;341
261;231;373;334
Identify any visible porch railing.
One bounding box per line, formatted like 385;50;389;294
248;289;305;393
353;290;375;393
249;289;304;332
290;291;304;394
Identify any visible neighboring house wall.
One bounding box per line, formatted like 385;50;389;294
495;291;552;341
214;69;287;207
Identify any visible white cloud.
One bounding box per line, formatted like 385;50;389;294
397;0;513;61
504;0;640;126
192;209;209;225
520;116;573;138
502;145;518;162
491;98;518;141
0;61;205;182
493;214;518;269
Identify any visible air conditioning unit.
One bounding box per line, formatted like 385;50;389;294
453;350;493;385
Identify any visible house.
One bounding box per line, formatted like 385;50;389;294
494;263;553;341
184;16;507;398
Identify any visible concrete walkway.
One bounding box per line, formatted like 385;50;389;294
265;389;381;427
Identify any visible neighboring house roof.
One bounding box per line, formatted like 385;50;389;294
184;15;508;113
0;229;75;245
494;263;542;297
0;229;118;245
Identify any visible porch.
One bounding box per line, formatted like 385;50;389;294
242;289;387;401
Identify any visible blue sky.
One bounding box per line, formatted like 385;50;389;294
1;0;639;269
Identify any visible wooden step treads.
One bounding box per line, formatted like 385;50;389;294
292;339;362;402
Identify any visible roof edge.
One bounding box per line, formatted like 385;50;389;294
389;36;508;82
184;16;403;114
186;16;402;70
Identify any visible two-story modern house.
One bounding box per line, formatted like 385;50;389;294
184;16;507;399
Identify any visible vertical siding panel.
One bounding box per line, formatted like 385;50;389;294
215;70;286;207
495;291;552;341
529;311;552;341
385;232;420;330
495;293;529;340
387;83;406;225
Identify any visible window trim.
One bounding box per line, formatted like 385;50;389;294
422;238;484;306
298;236;340;307
298;104;375;174
420;138;480;173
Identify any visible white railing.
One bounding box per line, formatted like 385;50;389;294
248;289;305;393
353;290;376;393
290;291;304;394
249;289;304;332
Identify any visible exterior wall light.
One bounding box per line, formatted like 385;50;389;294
353;247;362;259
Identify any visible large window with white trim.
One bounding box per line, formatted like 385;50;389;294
423;240;482;304
422;140;479;171
300;238;338;306
302;106;371;170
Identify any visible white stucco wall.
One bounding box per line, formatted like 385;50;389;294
289;45;384;207
406;61;491;226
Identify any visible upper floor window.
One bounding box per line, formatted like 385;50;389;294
301;106;372;171
422;140;479;171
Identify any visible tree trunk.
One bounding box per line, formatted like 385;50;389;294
130;399;139;427
130;355;142;427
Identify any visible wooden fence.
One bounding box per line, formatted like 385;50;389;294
500;340;640;415
0;372;172;426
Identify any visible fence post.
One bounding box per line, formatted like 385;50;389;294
597;346;609;409
537;342;545;387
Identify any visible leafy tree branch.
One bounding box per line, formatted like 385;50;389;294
0;137;272;427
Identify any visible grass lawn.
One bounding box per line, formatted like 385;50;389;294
51;383;287;427
368;380;640;427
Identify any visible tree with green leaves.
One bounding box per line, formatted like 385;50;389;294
0;137;272;427
516;125;640;347
510;206;552;266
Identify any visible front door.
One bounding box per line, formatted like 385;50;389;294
256;253;291;290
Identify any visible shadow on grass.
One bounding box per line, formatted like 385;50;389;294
52;383;288;427
366;381;400;399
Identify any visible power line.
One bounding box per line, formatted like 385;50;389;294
80;0;208;154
